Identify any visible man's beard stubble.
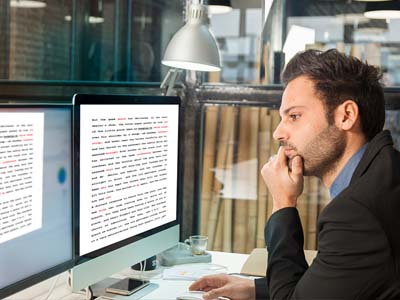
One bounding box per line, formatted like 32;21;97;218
281;124;346;179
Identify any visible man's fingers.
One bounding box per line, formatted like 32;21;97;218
203;286;229;300
189;274;227;291
189;278;208;291
290;155;303;177
276;146;287;165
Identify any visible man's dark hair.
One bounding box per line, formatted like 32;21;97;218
282;49;385;140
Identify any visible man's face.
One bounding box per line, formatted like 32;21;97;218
273;76;346;177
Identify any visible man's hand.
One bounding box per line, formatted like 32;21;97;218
189;274;256;300
261;147;304;213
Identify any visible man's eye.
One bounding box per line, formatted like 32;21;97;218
290;114;301;121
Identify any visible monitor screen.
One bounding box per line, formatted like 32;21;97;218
72;94;181;292
0;104;74;299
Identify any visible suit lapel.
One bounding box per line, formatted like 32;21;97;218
350;130;393;183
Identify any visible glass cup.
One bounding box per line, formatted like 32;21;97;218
184;235;208;255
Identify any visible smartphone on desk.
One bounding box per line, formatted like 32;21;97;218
105;278;150;295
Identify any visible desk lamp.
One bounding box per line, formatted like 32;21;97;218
161;2;221;96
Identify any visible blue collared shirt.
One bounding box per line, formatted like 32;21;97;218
329;143;368;199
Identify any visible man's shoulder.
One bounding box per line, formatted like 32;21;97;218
320;140;400;219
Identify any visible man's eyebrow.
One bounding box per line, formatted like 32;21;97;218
281;105;306;116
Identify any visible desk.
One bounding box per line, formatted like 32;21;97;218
6;251;250;300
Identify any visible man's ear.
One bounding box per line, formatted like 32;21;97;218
335;100;359;131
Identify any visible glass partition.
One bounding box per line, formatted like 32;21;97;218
198;103;329;252
261;0;400;86
197;88;400;253
196;0;400;253
0;0;183;83
208;2;263;84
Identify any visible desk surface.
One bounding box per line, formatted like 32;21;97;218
6;251;250;300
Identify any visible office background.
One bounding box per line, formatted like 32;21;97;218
0;0;399;253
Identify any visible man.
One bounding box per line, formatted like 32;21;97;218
190;49;400;299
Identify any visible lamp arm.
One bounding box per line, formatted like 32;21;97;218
160;68;182;96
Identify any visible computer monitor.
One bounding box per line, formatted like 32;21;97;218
71;94;181;293
0;104;74;299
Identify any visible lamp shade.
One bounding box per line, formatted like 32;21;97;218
162;3;221;72
208;0;232;14
364;1;400;19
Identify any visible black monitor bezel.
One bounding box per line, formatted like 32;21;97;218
73;94;182;262
0;103;75;299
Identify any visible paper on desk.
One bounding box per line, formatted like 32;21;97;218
163;264;227;280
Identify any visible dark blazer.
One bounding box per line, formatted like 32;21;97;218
255;130;400;299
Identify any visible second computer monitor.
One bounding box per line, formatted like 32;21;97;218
72;94;181;291
0;104;73;299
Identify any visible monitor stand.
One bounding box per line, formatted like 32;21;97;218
86;277;158;300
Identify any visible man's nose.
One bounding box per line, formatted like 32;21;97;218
272;121;287;141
